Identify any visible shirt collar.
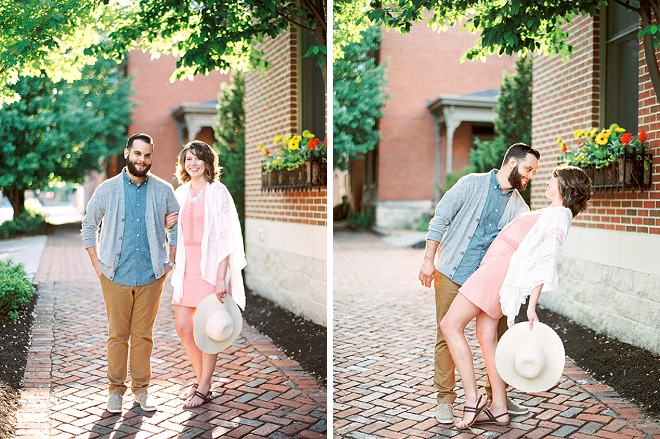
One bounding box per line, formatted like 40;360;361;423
491;170;514;196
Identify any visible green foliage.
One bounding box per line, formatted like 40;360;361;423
0;259;36;322
470;55;532;173
347;210;374;229
333;25;391;171
0;57;134;217
0;0;327;103
214;72;245;232
439;168;473;197
333;0;373;60
0;210;47;240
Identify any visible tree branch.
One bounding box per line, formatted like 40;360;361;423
300;0;326;34
612;0;641;14
275;9;316;32
640;0;660;104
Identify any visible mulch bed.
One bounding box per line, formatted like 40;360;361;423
537;306;660;420
0;293;37;439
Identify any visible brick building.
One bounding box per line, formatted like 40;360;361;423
346;21;516;229
244;29;327;326
531;4;660;354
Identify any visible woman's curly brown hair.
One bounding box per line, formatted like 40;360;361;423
176;140;222;184
553;165;593;217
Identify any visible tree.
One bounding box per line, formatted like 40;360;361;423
333;25;391;171
214;72;245;233
366;0;660;102
470;55;533;203
0;58;134;217
0;0;327;103
471;55;532;173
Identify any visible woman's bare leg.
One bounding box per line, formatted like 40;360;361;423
475;313;509;423
174;305;202;400
440;293;488;428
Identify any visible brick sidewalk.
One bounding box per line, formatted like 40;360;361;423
15;224;327;438
333;228;660;438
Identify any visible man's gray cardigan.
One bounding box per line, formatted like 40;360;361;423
81;171;179;282
426;171;529;282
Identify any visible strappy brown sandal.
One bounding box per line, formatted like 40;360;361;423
474;409;509;426
179;383;198;400
184;390;212;408
455;394;488;430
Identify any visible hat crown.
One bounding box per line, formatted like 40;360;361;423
514;342;545;379
206;308;234;341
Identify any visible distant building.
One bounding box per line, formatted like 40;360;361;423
342;21;516;230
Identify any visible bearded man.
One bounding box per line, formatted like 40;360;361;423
81;133;179;414
417;143;540;425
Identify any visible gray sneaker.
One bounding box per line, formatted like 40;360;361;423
507;398;529;415
435;403;454;424
135;392;157;411
107;394;122;413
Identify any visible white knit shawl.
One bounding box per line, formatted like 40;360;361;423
499;206;572;327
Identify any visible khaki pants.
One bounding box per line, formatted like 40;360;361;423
100;275;165;396
433;271;508;404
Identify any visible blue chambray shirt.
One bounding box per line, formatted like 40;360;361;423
113;170;157;286
452;170;513;285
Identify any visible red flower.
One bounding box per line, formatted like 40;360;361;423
323;137;327;147
308;138;320;150
264;150;270;156
621;132;632;145
560;144;568;152
639;129;647;143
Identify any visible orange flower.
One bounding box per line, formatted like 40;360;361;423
308;138;320;150
620;132;632;145
639;129;647;143
560;143;568;152
323;137;327;146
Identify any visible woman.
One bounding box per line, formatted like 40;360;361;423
440;165;592;429
170;140;246;408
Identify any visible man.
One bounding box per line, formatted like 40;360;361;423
418;143;540;424
82;133;179;414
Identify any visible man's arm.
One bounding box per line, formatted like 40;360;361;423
86;246;103;279
418;239;440;288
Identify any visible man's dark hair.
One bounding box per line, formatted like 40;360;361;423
502;142;540;167
126;133;154;150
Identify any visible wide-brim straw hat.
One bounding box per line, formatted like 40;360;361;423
194;294;242;354
495;321;565;393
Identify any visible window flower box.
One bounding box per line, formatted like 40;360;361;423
258;130;327;192
557;124;653;192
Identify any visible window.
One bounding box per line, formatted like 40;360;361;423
301;30;326;137
605;3;639;133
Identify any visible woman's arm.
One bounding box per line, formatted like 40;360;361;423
527;284;543;329
214;256;230;302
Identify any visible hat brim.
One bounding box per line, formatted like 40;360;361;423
194;294;242;354
495;321;565;393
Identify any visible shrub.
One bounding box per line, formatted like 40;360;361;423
0;209;46;240
0;259;36;322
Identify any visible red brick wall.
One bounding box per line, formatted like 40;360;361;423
126;51;230;184
244;30;327;226
532;14;660;235
377;20;516;201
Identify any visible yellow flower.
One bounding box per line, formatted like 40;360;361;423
289;137;300;151
609;123;626;133
302;130;315;139
595;130;610;146
573;130;583;138
258;143;263;150
273;135;282;143
556;136;563;144
278;151;284;156
283;135;291;144
585;128;598;142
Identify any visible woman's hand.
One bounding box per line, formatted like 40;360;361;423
165;212;178;229
527;307;540;330
215;286;230;304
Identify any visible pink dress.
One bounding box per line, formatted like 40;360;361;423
178;188;215;307
459;210;542;319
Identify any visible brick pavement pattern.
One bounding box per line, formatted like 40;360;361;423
333;228;660;438
15;224;326;438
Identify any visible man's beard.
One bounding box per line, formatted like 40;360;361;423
508;165;527;191
126;157;151;177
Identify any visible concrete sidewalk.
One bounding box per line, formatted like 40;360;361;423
333;227;660;438
11;224;326;438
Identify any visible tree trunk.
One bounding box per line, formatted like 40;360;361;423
3;189;25;219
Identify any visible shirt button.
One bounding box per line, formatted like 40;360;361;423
468;236;472;239
461;252;464;255
453;267;457;270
